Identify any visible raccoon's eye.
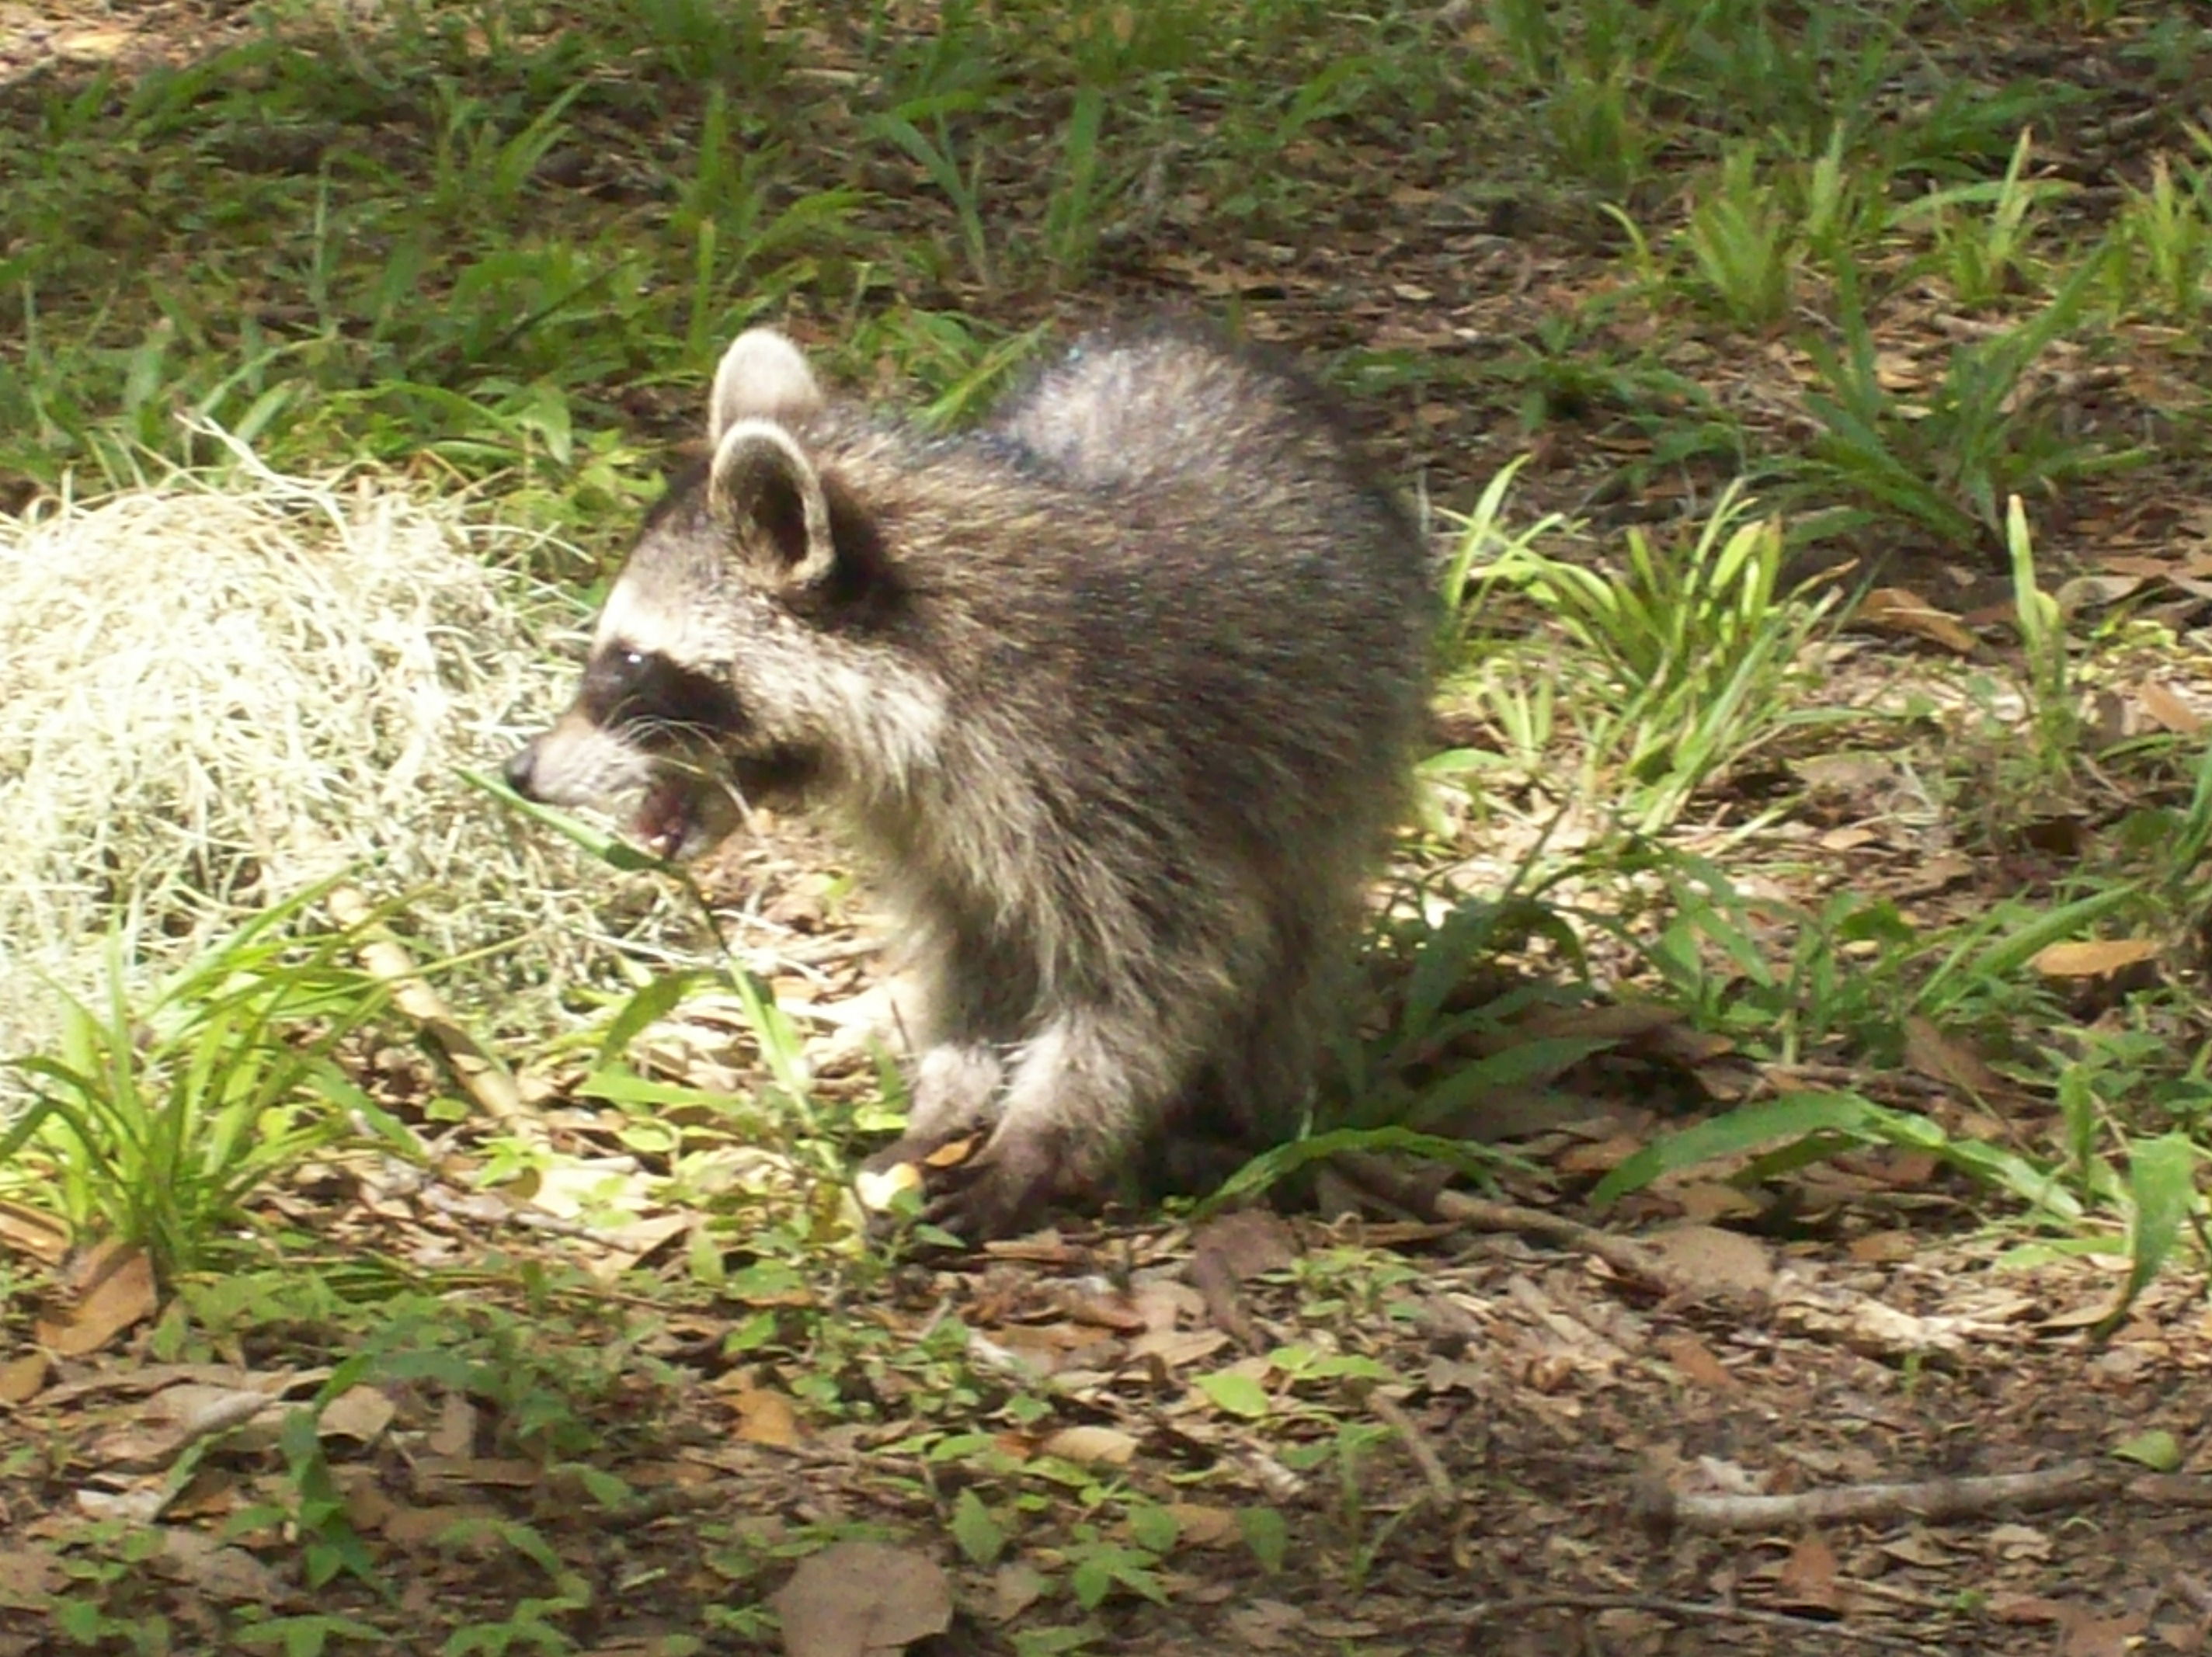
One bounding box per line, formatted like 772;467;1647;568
621;650;645;670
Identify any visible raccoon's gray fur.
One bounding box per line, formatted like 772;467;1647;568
506;321;1435;1239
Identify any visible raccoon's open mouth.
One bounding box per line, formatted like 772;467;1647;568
631;749;818;861
633;776;713;862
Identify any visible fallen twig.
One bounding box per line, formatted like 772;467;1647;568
1640;1461;2115;1535
329;884;530;1131
1458;1591;1929;1652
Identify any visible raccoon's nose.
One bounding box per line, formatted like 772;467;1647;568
503;740;541;800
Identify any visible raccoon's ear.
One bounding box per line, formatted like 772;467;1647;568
709;329;823;444
709;419;837;589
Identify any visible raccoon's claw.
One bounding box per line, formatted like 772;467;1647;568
858;1131;1052;1245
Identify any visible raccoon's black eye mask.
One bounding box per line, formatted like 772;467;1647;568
581;645;745;745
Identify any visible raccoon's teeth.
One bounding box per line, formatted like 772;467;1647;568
633;782;692;861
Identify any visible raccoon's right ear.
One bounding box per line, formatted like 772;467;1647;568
709;419;837;590
709;329;824;445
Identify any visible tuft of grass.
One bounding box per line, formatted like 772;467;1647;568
1460;482;1841;838
0;881;415;1284
1788;248;2141;554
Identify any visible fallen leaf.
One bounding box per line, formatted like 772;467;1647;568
37;1242;156;1357
1857;586;1978;655
1190;1209;1296;1282
1040;1424;1139;1467
0;1200;71;1266
0;1545;62;1610
770;1541;951;1657
2030;938;2160;979
1165;1502;1240;1547
728;1382;803;1449
2061;1607;2143;1657
1904;1016;2005;1099
158;1528;288;1605
1655;1332;1736;1390
0;1351;49;1405
2137;681;2203;735
1643;1225;1774;1296
1775;1532;1841;1612
319;1386;396;1447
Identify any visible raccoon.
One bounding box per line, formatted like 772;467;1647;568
505;321;1435;1241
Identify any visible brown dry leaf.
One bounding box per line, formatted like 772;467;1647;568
770;1541;951;1657
55;27;133;60
413;1456;541;1496
158;1527;288;1605
1166;1502;1240;1548
0;1351;48;1405
1671;1181;1763;1223
2031;938;2161;980
2060;1608;2146;1657
1873;350;1925;391
0;1200;71;1266
985;1561;1049;1624
1040;1424;1139;1467
92;1383;273;1474
1903;1016;2005;1099
1050;1281;1150;1333
1856;586;1979;654
1224;1599;1309;1650
1125;1326;1230;1368
1190;1209;1297;1282
1775;1532;1842;1613
1655;1332;1736;1390
1848;1230;1921;1265
727;1381;804;1449
1643;1225;1774;1297
2137;681;2204;735
0;1544;61;1610
318;1385;396;1447
427;1392;476;1457
37;1241;156;1356
1556;1133;1643;1176
2054;573;2145;614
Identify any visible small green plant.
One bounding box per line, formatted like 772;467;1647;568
2112;142;2212;321
0;883;416;1284
868;97;996;290
2003;495;2083;781
1897;127;2064;308
1465;484;1840;835
1791;248;2135;552
1042;86;1111;280
1682;143;1797;328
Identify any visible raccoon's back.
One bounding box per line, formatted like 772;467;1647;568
852;340;1432;857
993;326;1393;509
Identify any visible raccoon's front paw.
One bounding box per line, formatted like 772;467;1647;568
857;1127;1055;1245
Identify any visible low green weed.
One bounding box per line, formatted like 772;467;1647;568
0;883;416;1285
2111;141;2212;321
1464;484;1839;837
1896;128;2063;308
1682;143;1798;328
867;97;997;290
1791;250;2137;554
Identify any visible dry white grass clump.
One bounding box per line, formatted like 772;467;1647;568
0;446;665;1095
